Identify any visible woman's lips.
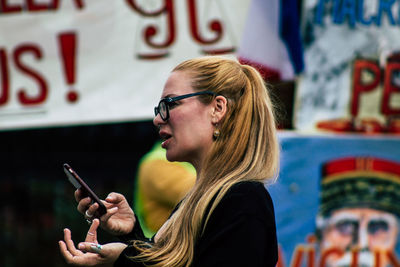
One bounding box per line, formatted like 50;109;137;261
159;131;172;148
161;138;170;149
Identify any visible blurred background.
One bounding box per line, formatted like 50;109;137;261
1;0;400;266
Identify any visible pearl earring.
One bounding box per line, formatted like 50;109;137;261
213;129;220;140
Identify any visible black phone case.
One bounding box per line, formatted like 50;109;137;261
63;163;107;217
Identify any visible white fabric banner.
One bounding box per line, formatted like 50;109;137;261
238;0;295;81
0;0;249;130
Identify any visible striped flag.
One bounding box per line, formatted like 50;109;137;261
237;0;304;81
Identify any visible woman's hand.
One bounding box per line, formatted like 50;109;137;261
75;190;135;236
59;219;127;267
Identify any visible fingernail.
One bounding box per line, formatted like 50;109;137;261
78;243;84;249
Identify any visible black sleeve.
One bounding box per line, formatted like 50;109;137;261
114;202;183;266
117;215;152;243
113;245;140;267
192;182;278;267
114;215;154;267
114;182;278;267
117;200;184;243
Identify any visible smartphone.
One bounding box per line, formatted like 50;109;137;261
63;163;107;217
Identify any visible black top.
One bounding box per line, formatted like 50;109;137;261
114;181;278;267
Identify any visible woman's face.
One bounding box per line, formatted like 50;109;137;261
153;71;215;168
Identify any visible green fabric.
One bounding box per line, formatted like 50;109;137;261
320;175;400;217
133;141;195;237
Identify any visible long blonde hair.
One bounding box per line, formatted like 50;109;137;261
131;56;280;266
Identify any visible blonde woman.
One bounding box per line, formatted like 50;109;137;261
59;56;280;267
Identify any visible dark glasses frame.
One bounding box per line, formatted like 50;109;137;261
154;91;218;121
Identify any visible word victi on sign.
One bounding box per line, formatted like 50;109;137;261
277;245;400;267
316;54;400;134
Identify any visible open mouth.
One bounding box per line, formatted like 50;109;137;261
160;132;172;149
160;132;172;141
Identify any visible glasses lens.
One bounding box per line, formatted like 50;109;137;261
160;101;167;120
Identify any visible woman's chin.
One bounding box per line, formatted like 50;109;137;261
165;151;177;162
166;151;186;163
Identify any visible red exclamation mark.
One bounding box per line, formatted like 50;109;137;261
58;32;79;103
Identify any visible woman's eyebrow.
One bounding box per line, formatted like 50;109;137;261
162;93;179;99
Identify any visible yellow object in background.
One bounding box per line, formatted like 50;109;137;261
134;141;196;237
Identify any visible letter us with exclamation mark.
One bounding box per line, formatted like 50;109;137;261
58;32;79;103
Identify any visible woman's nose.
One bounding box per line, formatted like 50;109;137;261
153;114;163;127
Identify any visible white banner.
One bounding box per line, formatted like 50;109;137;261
0;0;249;130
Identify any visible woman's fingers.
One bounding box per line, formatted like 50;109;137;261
105;192;124;204
100;207;118;221
85;219;100;243
77;196;92;214
59;240;84;265
63;228;83;256
78;197;102;218
77;242;128;259
78;242;105;256
85;202;100;219
60;240;100;266
74;189;82;202
59;240;73;260
59;240;86;265
59;226;114;266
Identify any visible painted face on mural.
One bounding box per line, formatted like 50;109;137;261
320;208;399;267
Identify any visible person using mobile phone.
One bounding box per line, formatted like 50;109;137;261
59;56;280;267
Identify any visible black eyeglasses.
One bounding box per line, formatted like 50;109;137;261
154;91;218;121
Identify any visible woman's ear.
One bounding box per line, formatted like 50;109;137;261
211;95;227;124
